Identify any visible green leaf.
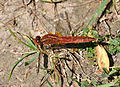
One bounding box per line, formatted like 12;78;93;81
25;52;40;66
25;36;37;49
114;67;120;71
116;46;120;52
81;81;90;87
82;28;89;33
97;82;115;87
116;78;120;84
103;68;109;74
106;10;112;14
110;38;120;46
109;69;117;76
91;30;98;35
8;51;36;81
47;80;53;87
107;37;120;54
70;77;81;86
101;74;109;78
88;0;108;26
113;0;117;11
81;28;90;36
92;80;97;87
8;28;37;50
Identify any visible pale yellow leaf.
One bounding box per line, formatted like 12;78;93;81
96;45;109;72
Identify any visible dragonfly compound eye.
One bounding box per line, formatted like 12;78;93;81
33;36;41;45
36;36;41;43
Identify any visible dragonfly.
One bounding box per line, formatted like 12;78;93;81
33;33;96;76
33;33;96;46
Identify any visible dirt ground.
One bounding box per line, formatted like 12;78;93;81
0;0;120;87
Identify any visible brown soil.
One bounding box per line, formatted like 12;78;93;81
0;0;120;87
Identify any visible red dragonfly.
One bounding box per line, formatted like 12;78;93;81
33;33;96;45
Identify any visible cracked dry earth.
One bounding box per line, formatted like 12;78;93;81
0;0;120;87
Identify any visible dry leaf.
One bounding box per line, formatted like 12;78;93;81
96;45;109;72
25;71;30;78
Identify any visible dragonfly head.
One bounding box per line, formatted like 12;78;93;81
34;36;43;46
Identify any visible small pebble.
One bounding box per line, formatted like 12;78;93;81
60;13;64;19
17;58;24;66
